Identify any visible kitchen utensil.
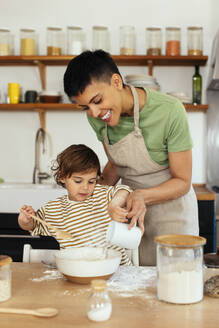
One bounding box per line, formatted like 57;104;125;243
25;90;38;103
55;247;121;284
39;91;61;103
0;307;58;317
21;210;72;240
106;221;142;250
204;246;219;268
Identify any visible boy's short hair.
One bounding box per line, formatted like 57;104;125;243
52;144;101;187
63;49;124;98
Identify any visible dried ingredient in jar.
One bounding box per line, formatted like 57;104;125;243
47;46;62;56
204;275;219;298
87;303;112;322
147;48;161;56
21;38;35;55
0;43;9;55
120;47;135;55
188;49;202;56
166;40;180;56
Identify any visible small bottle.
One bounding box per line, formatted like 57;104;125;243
0;255;12;302
120;26;136;55
146;27;162;56
192;65;202;104
165;27;181;56
87;279;112;322
92;26;110;53
187;26;203;56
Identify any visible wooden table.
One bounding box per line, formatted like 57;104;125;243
0;263;218;328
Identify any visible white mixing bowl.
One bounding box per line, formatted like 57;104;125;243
55;247;121;284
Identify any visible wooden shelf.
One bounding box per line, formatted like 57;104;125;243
0;55;208;66
0;103;208;113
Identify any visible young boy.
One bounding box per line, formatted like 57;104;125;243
18;144;132;265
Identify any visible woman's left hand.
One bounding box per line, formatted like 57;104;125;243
126;190;146;234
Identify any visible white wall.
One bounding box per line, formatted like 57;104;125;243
0;0;218;183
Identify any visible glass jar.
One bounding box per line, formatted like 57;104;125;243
187;26;203;56
47;27;64;56
165;27;181;56
155;234;206;304
0;29;11;56
20;29;38;55
0;255;12;302
120;26;136;55
146;27;162;56
67;26;85;55
92;26;110;53
87;279;112;322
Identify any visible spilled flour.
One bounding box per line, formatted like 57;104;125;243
107;266;157;298
31;270;63;282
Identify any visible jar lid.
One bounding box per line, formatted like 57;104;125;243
154;234;206;247
166;27;181;31
92;26;108;31
91;279;106;291
146;27;162;31
67;26;83;31
0;255;12;266
0;29;10;33
204;247;219;268
187;26;203;30
47;27;62;31
20;28;35;32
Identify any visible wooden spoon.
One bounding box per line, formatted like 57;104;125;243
0;307;58;317
21;210;72;240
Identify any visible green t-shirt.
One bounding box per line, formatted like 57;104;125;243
87;88;193;166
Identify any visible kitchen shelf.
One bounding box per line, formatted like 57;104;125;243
0;103;209;113
0;55;208;80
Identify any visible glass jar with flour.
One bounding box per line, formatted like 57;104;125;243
87;279;112;322
155;234;206;304
0;255;12;302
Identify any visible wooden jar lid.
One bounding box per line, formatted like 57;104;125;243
154;234;206;247
0;255;12;266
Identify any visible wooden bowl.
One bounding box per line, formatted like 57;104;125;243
39;91;61;103
55;247;121;284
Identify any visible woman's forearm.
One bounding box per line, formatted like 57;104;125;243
141;177;191;205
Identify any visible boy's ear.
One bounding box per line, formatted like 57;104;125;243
111;74;123;90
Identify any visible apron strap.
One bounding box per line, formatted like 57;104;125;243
129;85;141;136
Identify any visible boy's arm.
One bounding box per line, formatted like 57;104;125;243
108;189;130;222
18;205;35;231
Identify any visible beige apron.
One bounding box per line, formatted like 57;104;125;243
104;85;199;266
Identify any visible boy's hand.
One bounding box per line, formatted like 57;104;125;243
19;205;35;227
108;205;128;222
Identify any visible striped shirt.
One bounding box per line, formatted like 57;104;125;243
31;184;132;265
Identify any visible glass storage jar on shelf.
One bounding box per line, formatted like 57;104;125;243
20;28;38;55
0;29;11;56
187;26;203;56
67;26;85;55
0;255;12;302
146;27;162;56
165;27;181;56
47;27;64;56
155;234;206;304
120;26;136;55
92;26;110;53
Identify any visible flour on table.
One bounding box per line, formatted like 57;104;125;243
31;269;63;282
107;266;157;298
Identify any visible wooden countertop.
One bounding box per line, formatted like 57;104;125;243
193;184;215;201
0;263;218;328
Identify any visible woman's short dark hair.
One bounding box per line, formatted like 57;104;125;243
51;144;101;187
63;49;124;98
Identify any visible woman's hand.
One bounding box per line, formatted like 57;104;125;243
18;205;35;230
126;190;146;234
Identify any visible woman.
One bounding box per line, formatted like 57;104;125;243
63;50;199;266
